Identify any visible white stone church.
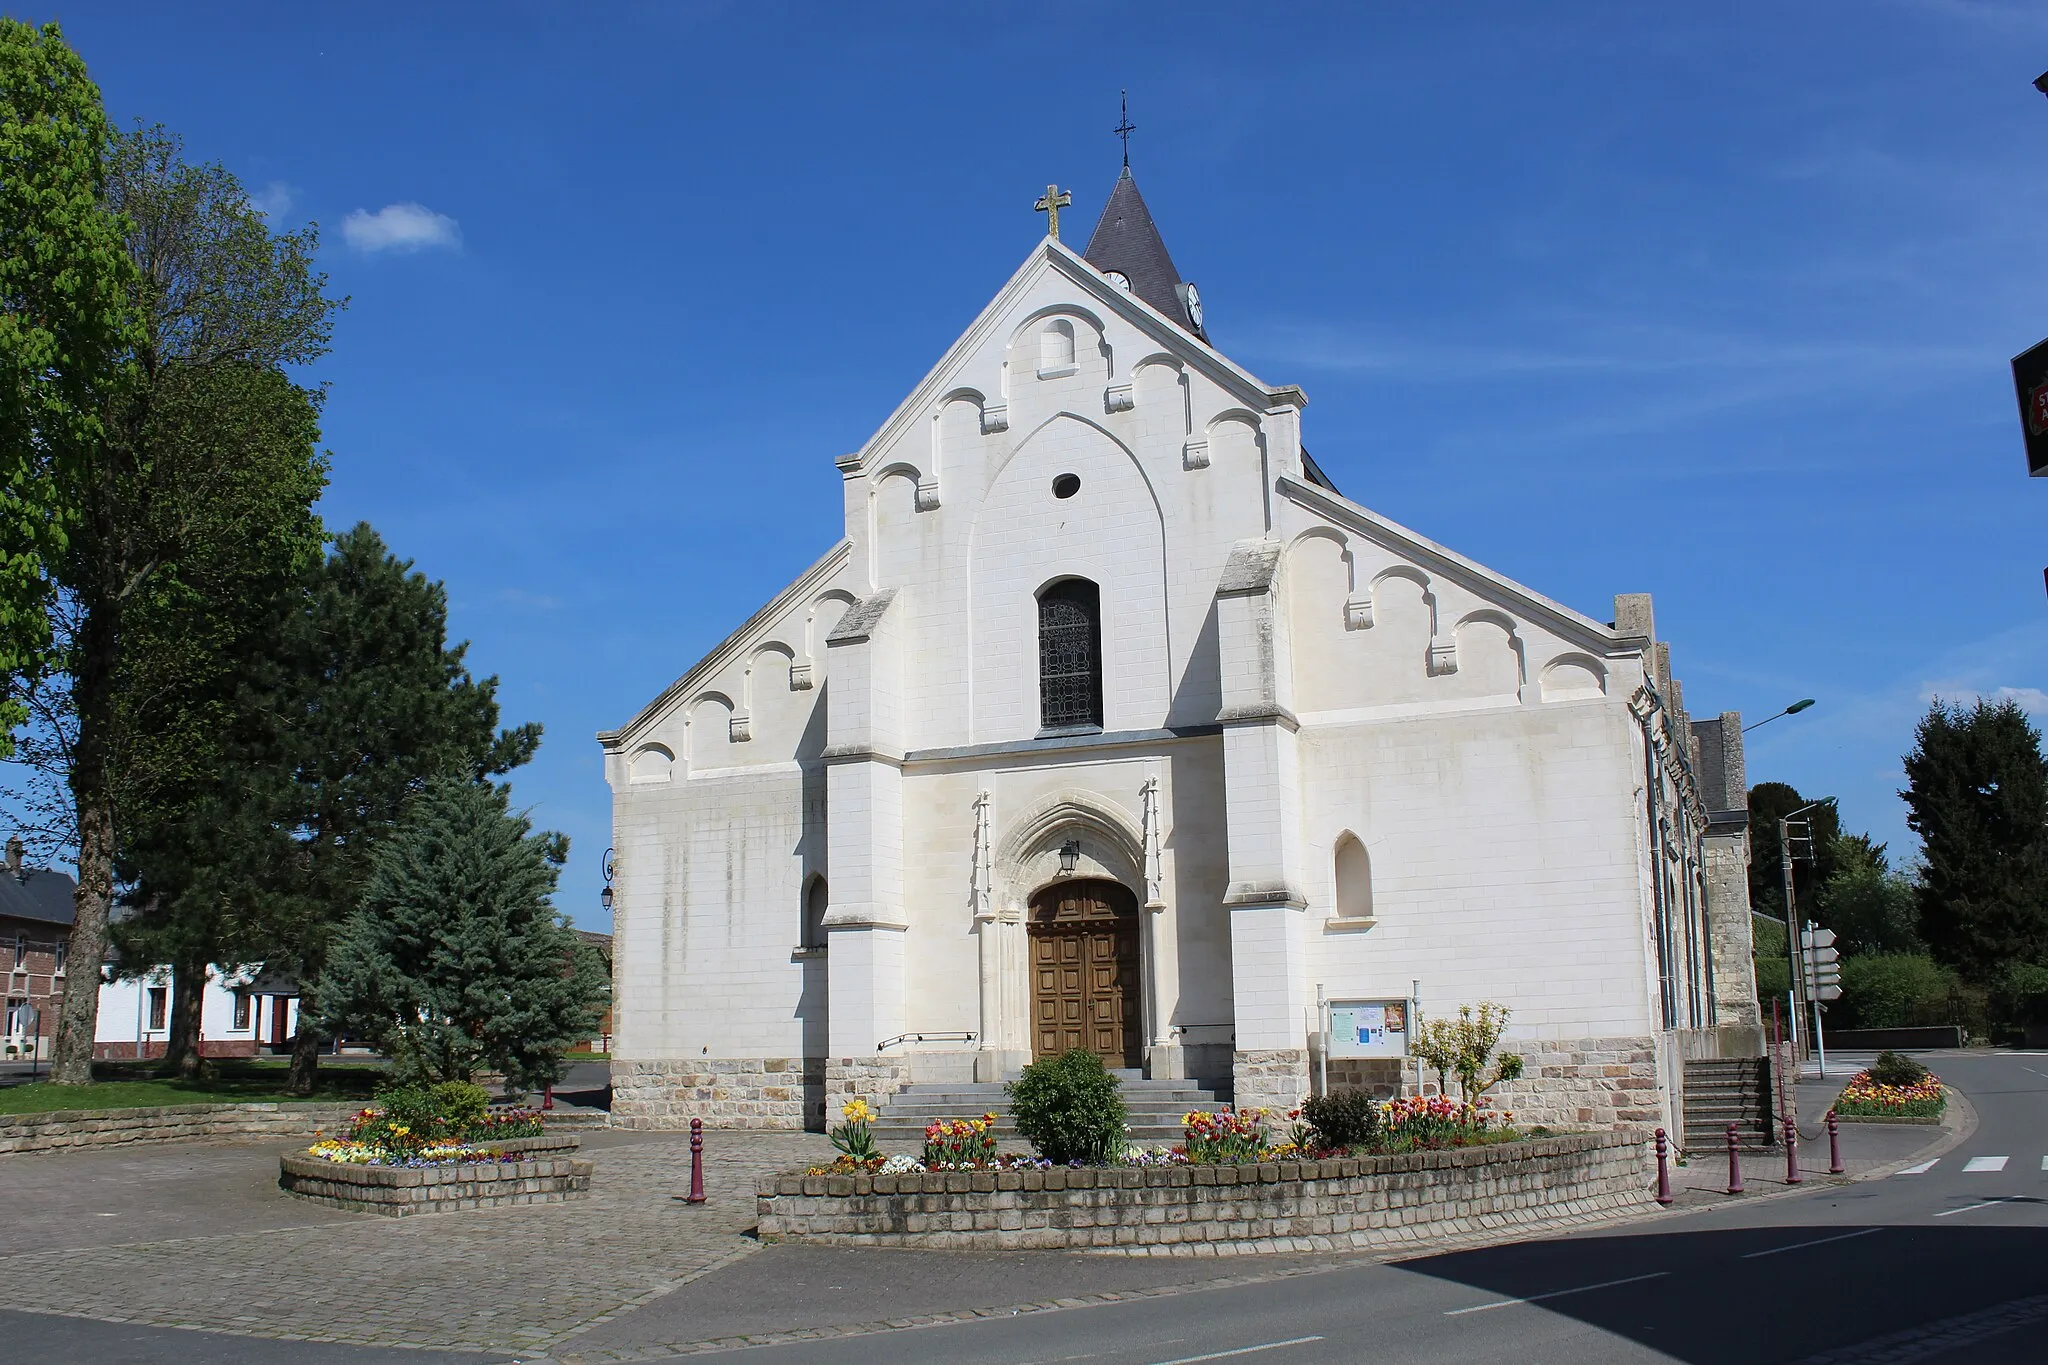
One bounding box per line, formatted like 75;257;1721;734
602;168;1761;1136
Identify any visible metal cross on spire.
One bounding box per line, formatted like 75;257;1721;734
1114;90;1136;168
1034;183;1072;239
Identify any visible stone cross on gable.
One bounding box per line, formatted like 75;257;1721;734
1034;184;1073;240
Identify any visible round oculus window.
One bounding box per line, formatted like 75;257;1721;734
1052;473;1081;499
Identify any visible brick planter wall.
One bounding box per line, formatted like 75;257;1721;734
0;1101;357;1156
279;1135;591;1216
757;1129;1654;1253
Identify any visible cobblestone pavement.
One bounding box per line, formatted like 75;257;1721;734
0;1128;837;1357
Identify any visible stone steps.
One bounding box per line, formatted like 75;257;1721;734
1682;1056;1775;1151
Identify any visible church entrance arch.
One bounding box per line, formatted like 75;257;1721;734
1027;879;1141;1069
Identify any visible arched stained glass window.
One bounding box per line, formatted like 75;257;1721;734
1038;578;1103;731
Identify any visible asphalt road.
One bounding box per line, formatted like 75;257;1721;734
701;1051;2048;1365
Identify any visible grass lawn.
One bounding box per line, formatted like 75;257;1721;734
0;1059;387;1116
563;1050;610;1062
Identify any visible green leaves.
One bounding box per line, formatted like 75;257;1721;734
1903;698;2048;978
0;20;139;742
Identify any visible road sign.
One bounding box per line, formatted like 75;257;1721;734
2014;336;2048;477
1802;926;1842;1002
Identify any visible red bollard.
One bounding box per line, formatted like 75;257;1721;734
1654;1128;1673;1205
542;1084;554;1112
1828;1109;1844;1175
1785;1119;1802;1184
1726;1122;1745;1195
686;1117;708;1204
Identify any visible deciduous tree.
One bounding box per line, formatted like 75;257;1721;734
2;24;338;1084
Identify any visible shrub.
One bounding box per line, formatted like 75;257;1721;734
1837;954;1957;1029
1302;1090;1379;1149
1006;1049;1126;1165
1412;1002;1524;1102
1835;1065;1945;1118
1989;962;2048;1035
348;1081;540;1156
1868;1050;1928;1088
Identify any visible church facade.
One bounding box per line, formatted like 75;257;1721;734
600;170;1759;1134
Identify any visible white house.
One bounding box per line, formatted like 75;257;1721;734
600;168;1759;1133
93;966;301;1061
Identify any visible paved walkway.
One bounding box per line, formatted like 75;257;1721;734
0;1128;837;1356
0;1082;1959;1361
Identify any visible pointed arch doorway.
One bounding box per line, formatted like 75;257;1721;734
1028;878;1142;1069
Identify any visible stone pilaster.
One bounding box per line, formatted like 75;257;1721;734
1233;1048;1311;1115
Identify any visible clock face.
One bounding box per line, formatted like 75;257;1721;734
1183;281;1203;329
1104;270;1132;293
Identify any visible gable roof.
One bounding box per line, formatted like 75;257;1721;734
0;867;77;929
1081;168;1203;340
843;236;1297;480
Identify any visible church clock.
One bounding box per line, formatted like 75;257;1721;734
1104;270;1132;292
1181;281;1203;331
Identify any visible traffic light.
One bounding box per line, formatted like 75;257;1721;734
1801;924;1842;1003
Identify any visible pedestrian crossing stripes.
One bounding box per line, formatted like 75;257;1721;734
1895;1154;2040;1175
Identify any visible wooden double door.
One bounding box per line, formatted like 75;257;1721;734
1028;879;1142;1069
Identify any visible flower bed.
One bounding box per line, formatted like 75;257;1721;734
280;1134;589;1215
279;1081;590;1212
760;1129;1653;1253
806;1098;1531;1178
1833;1070;1946;1120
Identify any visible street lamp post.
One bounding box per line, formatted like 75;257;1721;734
1744;698;1815;733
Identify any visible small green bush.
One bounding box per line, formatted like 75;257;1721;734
1301;1091;1378;1149
1868;1050;1928;1088
1837;954;1957;1030
1006;1049;1126;1165
355;1081;518;1153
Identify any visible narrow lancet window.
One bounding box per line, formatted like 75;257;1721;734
1038;578;1103;730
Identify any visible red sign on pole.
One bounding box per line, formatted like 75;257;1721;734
2011;336;2048;477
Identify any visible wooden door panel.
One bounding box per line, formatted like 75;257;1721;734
1027;878;1142;1067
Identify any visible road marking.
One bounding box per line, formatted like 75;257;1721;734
1145;1338;1325;1365
1444;1271;1669;1317
2041;1156;2047;1171
2021;1067;2048;1080
1896;1158;1939;1175
1963;1156;2009;1172
1934;1197;2021;1218
1740;1227;1882;1259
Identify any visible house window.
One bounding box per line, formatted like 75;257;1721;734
233;991;252;1031
147;986;168;1032
51;940;64;975
4;998;25;1039
10;936;22;971
1038;578;1103;731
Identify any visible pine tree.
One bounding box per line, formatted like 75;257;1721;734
319;779;606;1091
1903;698;2048;978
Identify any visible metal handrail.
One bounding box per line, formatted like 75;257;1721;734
874;1031;977;1052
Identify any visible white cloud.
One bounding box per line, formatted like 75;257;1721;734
250;180;296;220
342;202;461;253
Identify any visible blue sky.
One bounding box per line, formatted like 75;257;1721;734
26;1;2048;927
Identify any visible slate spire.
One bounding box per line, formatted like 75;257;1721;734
1082;167;1206;341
